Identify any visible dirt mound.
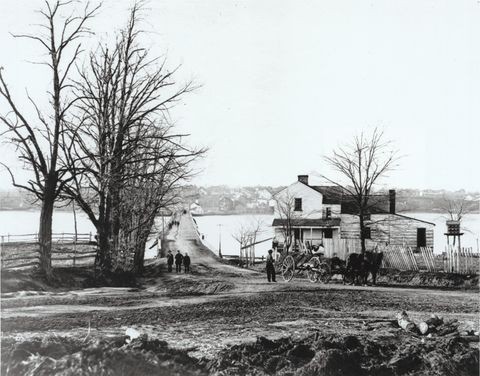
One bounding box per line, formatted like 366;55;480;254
162;278;234;296
378;270;479;290
1;267;139;293
2;331;478;376
206;333;479;376
1;336;207;376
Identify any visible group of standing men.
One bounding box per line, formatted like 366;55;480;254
167;250;191;273
166;247;275;281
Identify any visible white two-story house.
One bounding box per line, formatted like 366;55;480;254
272;175;435;257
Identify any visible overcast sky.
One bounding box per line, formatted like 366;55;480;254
0;0;479;191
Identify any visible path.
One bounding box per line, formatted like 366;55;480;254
163;211;257;276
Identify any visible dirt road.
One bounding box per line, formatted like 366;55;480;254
2;264;478;358
1;212;478;374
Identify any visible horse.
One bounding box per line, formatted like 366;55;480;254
344;251;383;285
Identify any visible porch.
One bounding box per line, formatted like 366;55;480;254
272;218;343;256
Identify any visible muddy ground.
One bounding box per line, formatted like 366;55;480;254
1;260;479;375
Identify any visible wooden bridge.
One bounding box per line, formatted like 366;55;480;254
158;211;257;274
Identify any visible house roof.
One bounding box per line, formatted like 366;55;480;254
393;213;436;226
272;218;341;228
340;195;390;215
308;185;345;204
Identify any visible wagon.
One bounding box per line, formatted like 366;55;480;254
280;252;346;283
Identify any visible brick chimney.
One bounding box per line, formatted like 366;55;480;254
298;175;309;185
389;189;396;214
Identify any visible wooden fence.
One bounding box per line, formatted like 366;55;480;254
1;232;93;244
382;245;420;271
0;233;96;270
442;246;478;274
284;238;478;275
382;246;478;274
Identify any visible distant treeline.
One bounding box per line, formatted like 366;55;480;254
1;186;479;214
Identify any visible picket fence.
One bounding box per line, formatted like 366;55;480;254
288;237;478;275
382;246;478;274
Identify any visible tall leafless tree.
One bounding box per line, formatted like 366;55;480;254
0;1;99;278
322;128;399;253
232;217;264;266
60;3;205;273
273;192;300;254
442;195;475;222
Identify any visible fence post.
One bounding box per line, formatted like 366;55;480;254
394;246;402;270
408;247;418;271
444;246;447;272
73;236;77;268
428;247;435;272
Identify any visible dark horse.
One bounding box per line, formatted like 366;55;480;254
344;251;383;285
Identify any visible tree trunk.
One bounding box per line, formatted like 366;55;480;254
133;239;146;274
96;225;112;270
38;188;55;279
359;214;366;254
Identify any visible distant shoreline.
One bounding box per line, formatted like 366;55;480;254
1;208;478;215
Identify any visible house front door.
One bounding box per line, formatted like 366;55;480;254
417;228;426;249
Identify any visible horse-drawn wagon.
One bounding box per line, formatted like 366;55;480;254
279;248;346;283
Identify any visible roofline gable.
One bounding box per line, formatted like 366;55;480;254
273;180;324;199
393;213;436;226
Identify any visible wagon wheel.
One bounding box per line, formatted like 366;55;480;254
281;255;295;282
317;262;332;284
306;256;321;283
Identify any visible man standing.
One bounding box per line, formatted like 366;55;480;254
175;250;183;273
166;250;174;272
266;249;276;282
183;252;191;273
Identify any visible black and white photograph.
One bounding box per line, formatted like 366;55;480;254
0;1;479;375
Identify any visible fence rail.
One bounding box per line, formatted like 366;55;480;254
0;232;93;244
0;234;97;270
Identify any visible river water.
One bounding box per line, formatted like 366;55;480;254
0;211;478;258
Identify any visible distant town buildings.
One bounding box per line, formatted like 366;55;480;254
0;185;478;214
189;201;204;216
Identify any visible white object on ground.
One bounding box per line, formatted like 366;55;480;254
125;328;141;343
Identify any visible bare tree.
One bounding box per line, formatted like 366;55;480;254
322;128;399;253
442;195;475;222
116;131;202;273
232;223;251;266
60;3;205;273
0;1;99;278
232;217;264;266
273;192;299;254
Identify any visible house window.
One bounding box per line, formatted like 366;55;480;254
294;198;302;211
417;228;426;248
325;207;332;219
323;228;333;238
362;227;371;240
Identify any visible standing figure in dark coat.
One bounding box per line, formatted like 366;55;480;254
166;250;174;272
266;249;276;282
183;253;191;273
175;250;183;273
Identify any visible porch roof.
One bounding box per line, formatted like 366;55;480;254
272;218;341;228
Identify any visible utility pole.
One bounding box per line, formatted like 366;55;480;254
218;224;223;258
